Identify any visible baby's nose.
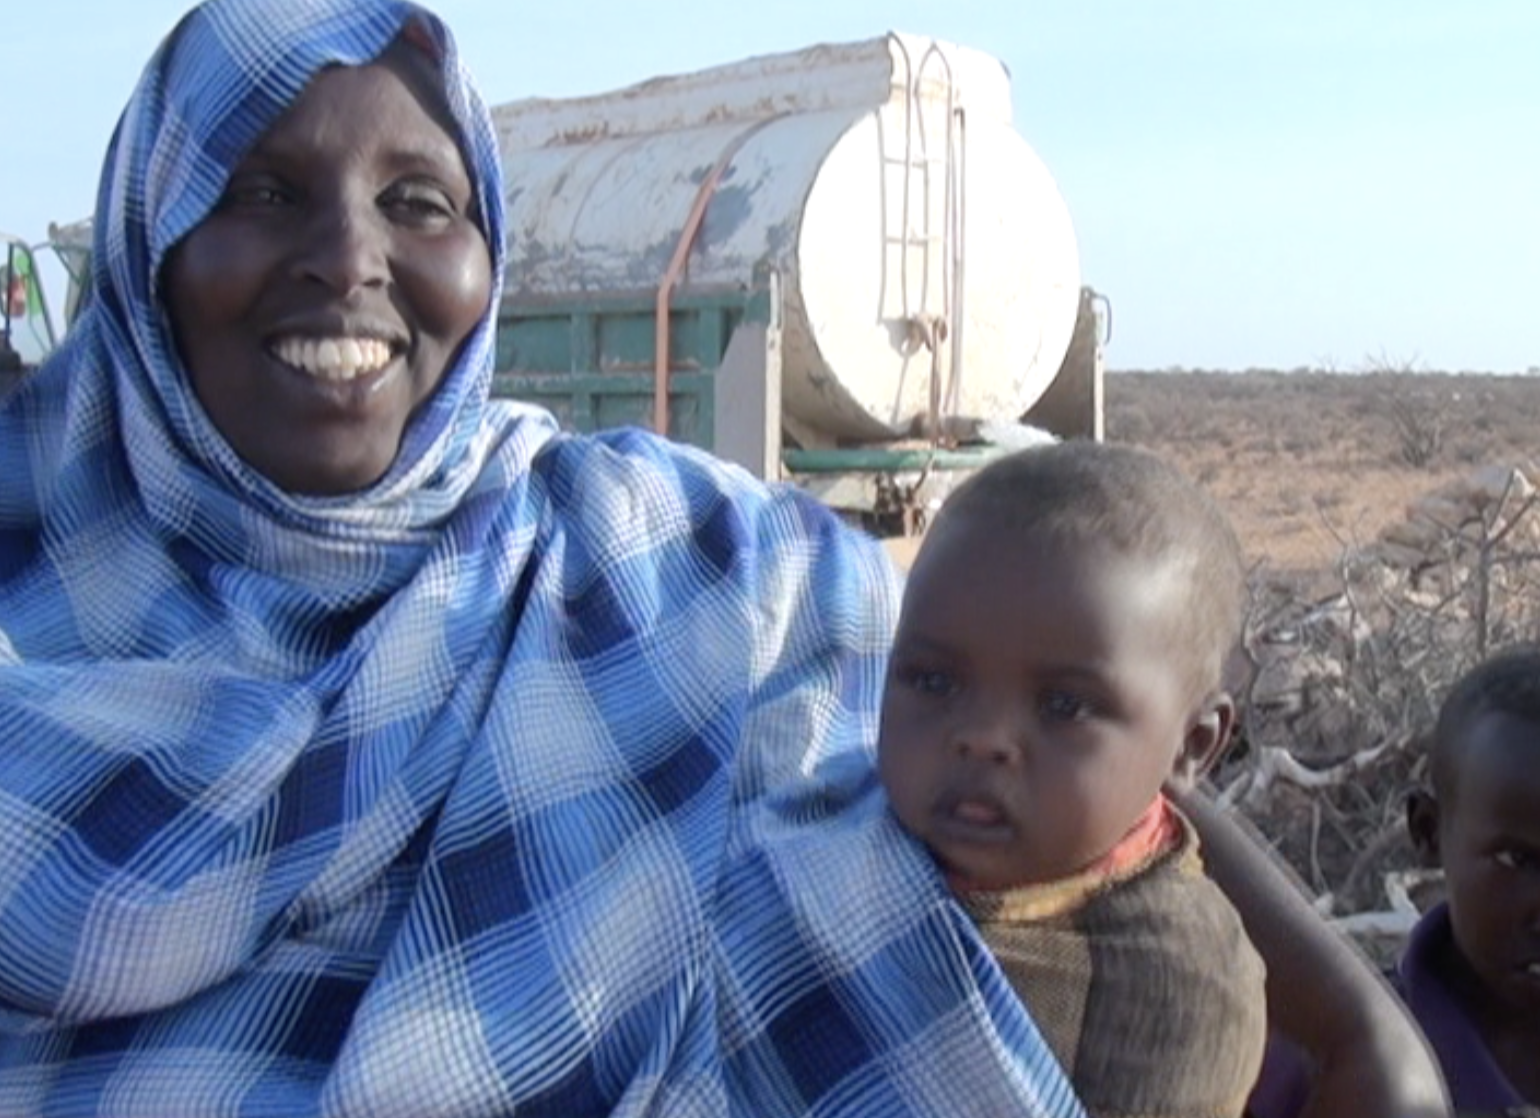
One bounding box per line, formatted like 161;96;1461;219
958;743;1012;766
952;726;1021;766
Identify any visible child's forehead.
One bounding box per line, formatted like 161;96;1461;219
901;526;1195;655
1447;711;1540;810
1462;708;1540;757
915;517;1192;602
918;514;1116;573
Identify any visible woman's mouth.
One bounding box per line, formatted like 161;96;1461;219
270;335;399;381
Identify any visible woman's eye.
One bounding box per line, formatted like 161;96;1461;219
219;181;292;209
1040;690;1091;722
383;183;456;223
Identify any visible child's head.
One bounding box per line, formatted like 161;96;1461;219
1408;646;1540;1017
877;441;1245;889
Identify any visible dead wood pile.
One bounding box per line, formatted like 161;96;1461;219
1216;462;1540;960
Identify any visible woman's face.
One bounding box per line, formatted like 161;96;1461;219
163;48;491;495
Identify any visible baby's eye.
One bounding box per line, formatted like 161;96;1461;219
1040;690;1092;722
897;666;957;698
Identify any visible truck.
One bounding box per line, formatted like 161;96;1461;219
489;32;1106;536
7;33;1107;538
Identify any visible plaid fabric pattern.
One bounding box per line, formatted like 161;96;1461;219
0;1;1083;1114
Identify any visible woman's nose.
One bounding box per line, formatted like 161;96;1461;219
296;203;388;295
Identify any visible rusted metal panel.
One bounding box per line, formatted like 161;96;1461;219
492;34;1013;151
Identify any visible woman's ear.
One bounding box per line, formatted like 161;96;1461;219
1405;789;1442;868
1172;692;1237;788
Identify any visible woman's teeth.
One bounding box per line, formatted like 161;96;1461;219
272;337;395;381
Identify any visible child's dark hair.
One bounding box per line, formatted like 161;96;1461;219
932;441;1245;696
1431;645;1540;804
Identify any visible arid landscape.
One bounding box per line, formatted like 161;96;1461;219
1108;369;1540;576
1108;369;1540;945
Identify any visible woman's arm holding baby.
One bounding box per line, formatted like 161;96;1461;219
1171;785;1451;1118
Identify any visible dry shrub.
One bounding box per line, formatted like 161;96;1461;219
1215;466;1540;948
1385;391;1445;468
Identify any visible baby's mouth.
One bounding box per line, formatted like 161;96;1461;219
951;799;1006;827
933;789;1014;841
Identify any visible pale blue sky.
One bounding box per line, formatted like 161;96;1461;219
6;1;1537;371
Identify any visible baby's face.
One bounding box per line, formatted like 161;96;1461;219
876;522;1203;889
1439;712;1540;1015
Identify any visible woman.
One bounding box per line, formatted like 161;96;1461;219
0;1;1445;1115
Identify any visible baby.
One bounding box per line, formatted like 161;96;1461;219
878;440;1267;1117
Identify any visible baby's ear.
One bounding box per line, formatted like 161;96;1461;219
1172;692;1236;788
1405;789;1442;868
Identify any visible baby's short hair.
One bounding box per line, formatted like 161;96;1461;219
932;441;1246;696
1431;645;1540;804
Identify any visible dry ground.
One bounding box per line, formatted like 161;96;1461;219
1107;370;1540;580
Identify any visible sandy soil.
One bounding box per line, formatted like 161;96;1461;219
1107;370;1540;579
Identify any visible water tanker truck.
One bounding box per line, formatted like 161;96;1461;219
489;32;1105;535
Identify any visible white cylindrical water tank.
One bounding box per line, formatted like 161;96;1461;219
494;33;1081;443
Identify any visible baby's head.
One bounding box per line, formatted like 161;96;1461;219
1408;647;1540;1017
877;441;1245;889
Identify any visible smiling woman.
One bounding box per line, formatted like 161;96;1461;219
0;0;1454;1116
164;44;491;494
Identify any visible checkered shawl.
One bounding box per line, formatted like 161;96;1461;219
0;1;1083;1114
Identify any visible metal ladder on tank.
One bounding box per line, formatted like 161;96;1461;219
881;38;968;440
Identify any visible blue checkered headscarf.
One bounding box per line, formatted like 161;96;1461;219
0;1;1081;1114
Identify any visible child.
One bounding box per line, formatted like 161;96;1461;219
1404;647;1540;1110
1249;646;1540;1117
877;441;1267;1117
